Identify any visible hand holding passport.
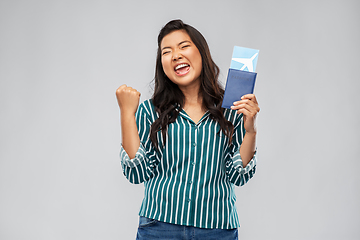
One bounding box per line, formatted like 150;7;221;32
221;46;259;109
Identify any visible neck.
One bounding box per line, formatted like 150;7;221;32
181;88;205;112
178;80;201;102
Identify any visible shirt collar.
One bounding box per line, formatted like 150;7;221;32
178;109;210;125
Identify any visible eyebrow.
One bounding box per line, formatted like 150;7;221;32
161;40;191;51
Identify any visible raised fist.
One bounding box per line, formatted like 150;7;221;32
116;84;141;116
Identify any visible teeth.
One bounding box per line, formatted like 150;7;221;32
175;64;189;70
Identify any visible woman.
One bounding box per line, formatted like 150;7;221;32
116;19;259;240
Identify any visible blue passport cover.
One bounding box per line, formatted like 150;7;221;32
221;69;257;109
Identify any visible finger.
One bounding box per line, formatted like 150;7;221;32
243;97;259;112
241;94;258;104
232;100;260;113
233;99;255;107
237;108;259;119
116;84;128;95
127;87;141;97
232;104;258;117
236;107;253;116
122;86;138;94
241;106;258;117
241;99;259;112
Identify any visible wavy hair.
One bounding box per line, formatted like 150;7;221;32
150;19;234;149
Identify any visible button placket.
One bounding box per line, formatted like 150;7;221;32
187;123;197;207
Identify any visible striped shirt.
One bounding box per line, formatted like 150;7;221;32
120;99;256;229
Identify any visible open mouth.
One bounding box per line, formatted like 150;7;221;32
174;63;190;76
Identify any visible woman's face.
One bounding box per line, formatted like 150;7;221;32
160;30;202;90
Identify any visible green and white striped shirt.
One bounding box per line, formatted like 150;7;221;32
120;99;256;229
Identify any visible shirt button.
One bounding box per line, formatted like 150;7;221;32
189;181;192;184
187;199;191;202
193;143;197;147
191;162;195;166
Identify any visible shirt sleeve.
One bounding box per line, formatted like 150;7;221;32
224;113;257;186
120;102;161;184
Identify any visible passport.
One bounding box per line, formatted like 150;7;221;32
222;46;259;109
221;69;257;109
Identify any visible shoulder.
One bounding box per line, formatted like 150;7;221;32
137;99;158;121
139;99;154;112
223;108;243;126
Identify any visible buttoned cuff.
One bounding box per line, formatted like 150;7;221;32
231;148;257;174
120;144;146;168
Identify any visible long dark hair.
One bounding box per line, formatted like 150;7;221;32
150;19;233;149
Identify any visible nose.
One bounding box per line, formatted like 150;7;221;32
172;50;182;61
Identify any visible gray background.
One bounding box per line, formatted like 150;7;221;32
1;0;359;239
